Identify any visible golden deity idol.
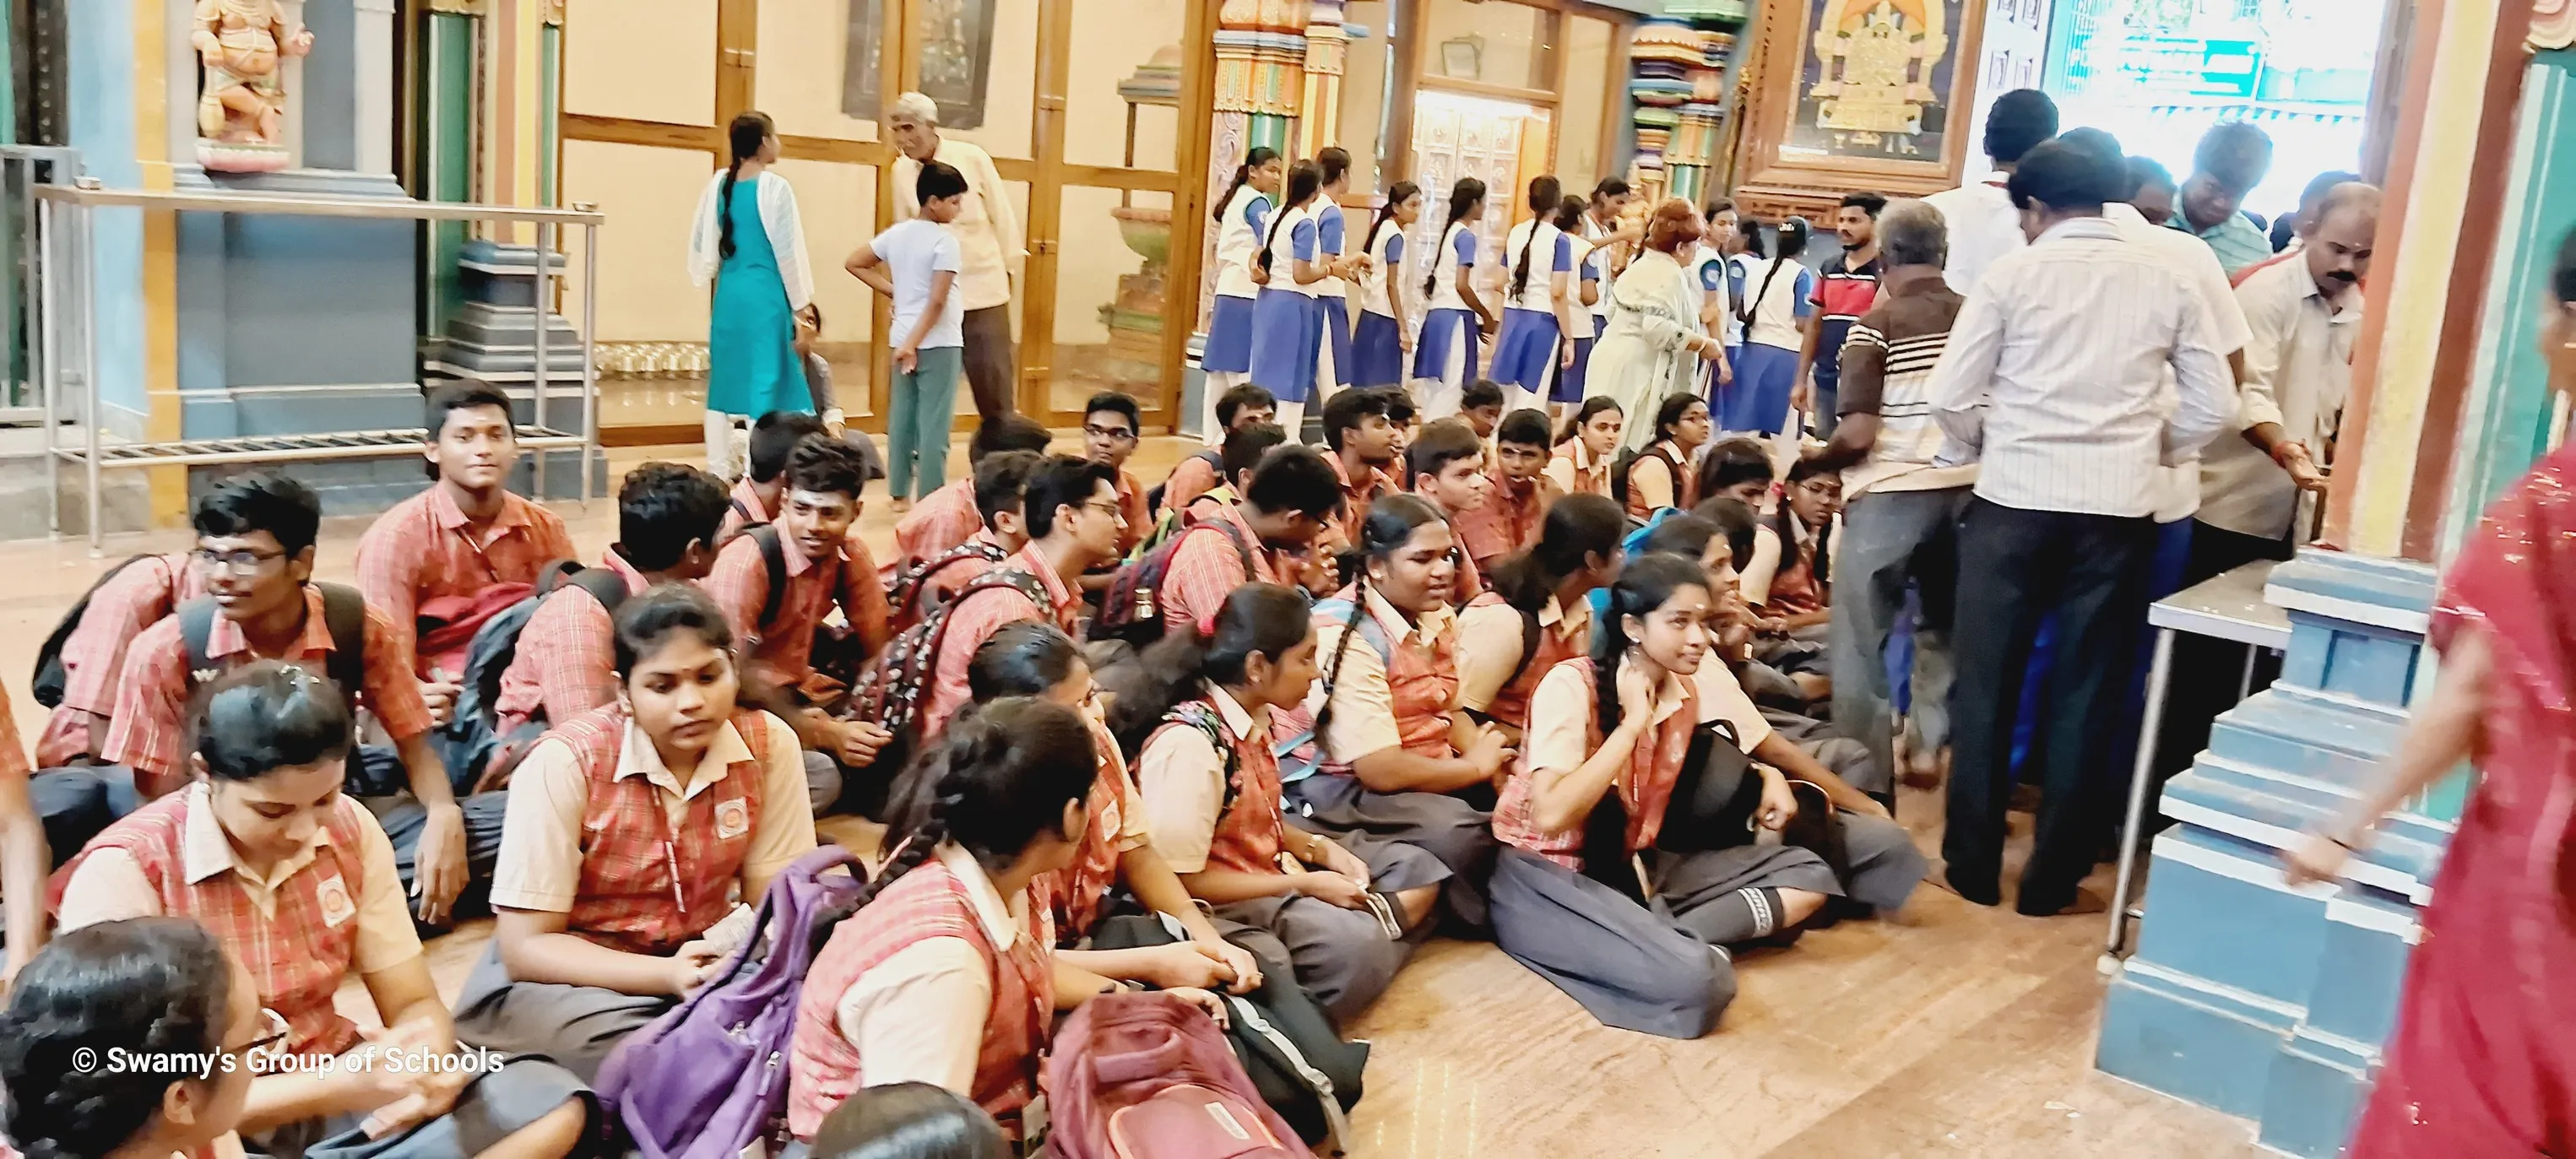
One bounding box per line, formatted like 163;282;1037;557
1808;0;1948;146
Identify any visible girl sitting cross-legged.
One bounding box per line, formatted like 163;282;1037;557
453;582;818;1083
52;663;590;1158
786;697;1227;1145
1113;582;1449;1022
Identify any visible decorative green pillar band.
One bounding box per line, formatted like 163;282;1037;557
1246;114;1292;154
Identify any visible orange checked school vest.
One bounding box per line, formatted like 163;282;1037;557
1490;658;1697;870
59;791;373;1060
550;703;772;955
1148;698;1291;875
788;860;1055;1140
1277;589;1462;777
1035;720;1136;941
1463;590;1586;734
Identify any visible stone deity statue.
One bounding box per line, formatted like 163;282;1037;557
193;0;314;171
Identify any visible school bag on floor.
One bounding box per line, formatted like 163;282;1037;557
1039;991;1305;1159
443;561;633;790
594;845;866;1159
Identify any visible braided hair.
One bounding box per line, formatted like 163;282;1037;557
1310;494;1450;745
1424;177;1486;299
1212;146;1281;225
828;698;1097;934
1483;494;1625;615
1103;583;1311;755
1364;181;1421;263
0;918;236;1159
1591;554;1712;734
717;111;774;263
1553;194;1587;235
1510;175;1564;301
1257;160;1322;277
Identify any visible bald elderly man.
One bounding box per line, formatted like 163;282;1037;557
890;90;1024;420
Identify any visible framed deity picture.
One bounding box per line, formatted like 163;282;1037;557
1734;0;1989;218
843;0;997;129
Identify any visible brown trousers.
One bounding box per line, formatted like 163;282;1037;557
960;305;1017;420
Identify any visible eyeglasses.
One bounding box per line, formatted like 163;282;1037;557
1082;500;1126;520
230;1007;291;1068
1082;424;1138;443
1794;479;1841;497
196;546;287;573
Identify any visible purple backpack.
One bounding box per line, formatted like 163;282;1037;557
594;845;866;1158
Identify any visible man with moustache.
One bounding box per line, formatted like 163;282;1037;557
1795;192;1886;439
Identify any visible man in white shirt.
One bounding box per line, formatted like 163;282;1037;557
1921;89;2057;295
891;91;1026;422
1926;140;2237;917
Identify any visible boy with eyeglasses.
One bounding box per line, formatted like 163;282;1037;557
919;456;1126;739
1083;391;1148;558
104;471;494;930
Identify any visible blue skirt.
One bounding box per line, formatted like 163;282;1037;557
1321;300;1354;389
1203;294;1258;373
1489;308;1562;392
1249;290;1325;403
1716;342;1798;435
1555;333;1594;403
1351;311;1407;387
1412;308;1479;385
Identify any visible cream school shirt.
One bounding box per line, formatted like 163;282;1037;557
58;783;422;973
1136;685;1266;875
1692;658;1774;750
833;842;1032;1096
1523;660;1689;777
490;712;816;914
1304;587;1460;761
1454;595;1592;714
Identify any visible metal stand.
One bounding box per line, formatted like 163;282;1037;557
2100;559;2295;972
28;182;606;552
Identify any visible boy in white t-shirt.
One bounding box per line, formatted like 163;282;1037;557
847;160;968;506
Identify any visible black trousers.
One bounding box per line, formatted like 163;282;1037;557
1944;498;2156;911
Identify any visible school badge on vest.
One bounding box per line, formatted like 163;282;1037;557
714;798;751;840
316;874;355;927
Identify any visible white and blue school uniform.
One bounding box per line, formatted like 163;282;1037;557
1721;253;1753;364
1350;224;1410;388
1488;218;1575;411
1719;256;1815;436
1410;221;1482;418
1201;185;1271;441
1313;200;1354;396
1688;246;1733;399
1247;201;1326;417
1555;236;1602;404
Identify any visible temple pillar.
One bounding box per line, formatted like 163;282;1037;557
1190;0;1308;437
2093;4;2567;1156
1297;1;1347;160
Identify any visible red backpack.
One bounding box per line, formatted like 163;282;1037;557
1040;993;1303;1159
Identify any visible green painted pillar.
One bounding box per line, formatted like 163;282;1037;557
2443;48;2576;557
1247;114;1293;154
420;10;479;339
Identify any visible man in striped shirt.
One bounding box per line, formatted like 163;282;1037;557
1927;141;2237;917
1810;199;1971;800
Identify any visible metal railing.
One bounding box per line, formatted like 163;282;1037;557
3;145;83;425
29;181;605;551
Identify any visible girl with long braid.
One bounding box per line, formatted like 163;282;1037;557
687;111;819;476
1276;495;1511;927
1489;176;1579;413
1489;555;1842;1039
1119;584;1450;1023
1456;493;1629;747
1410;177;1494;419
1200;148;1283;444
1310;147;1369;398
1348;181;1421;388
1555;195;1602;419
786;698;1225;1144
1246;160;1330;436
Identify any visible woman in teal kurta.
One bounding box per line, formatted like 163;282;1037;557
689;111;817;475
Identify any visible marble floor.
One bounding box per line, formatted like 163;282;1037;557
0;436;2267;1158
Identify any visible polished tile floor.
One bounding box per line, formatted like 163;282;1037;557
0;436;2264;1157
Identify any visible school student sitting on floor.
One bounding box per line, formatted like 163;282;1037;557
1405;419;1495;604
1319;388;1404;544
102;472;487;929
1620;393;1714;517
1456;495;1629;749
353;382;578;721
806;1083;1008;1159
702;436;891;811
1279;494;1512;928
1163;386;1278;516
1489;555;1846;1040
1135;421;1288;556
0;683;63;980
719;410;829;542
894;415;1054;571
57;664;592;1157
889;449;1044;628
1547;398;1622;498
485;463;732;770
1452;408;1562;575
1456;379;1508;445
787;697;1226;1145
0;919;262;1159
1083;391;1152;561
455;584;818;1082
1152;442;1343;630
961;624;1264;994
1120;584;1448;1021
30;545;203;769
919;457;1125;739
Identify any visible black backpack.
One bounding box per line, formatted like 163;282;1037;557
31;554;156;708
1091;519;1253;647
453;561;632;729
176;582;368;701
